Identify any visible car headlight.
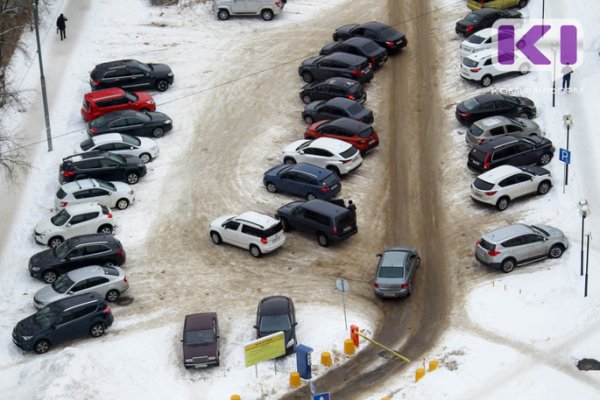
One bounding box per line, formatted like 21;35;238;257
147;100;154;104
21;336;33;341
165;119;172;124
44;229;53;234
31;266;41;271
286;338;296;348
208;356;217;361
168;72;174;77
184;358;193;363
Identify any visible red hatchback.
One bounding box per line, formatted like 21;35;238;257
81;88;155;122
304;117;379;154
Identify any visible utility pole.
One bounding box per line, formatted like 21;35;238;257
33;0;53;151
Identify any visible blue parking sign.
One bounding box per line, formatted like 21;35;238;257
559;148;571;164
313;393;330;400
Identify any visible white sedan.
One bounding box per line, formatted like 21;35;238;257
55;178;135;210
75;133;159;163
281;137;362;176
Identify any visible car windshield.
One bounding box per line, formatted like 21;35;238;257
183;329;216;345
278;166;293;176
56;188;67;199
466;14;481;23
51;274;75;294
90;114;110;128
322;173;338;186
468;124;484;137
51;209;70;226
54;241;70;258
473;178;494;190
97;180;116;191
379;266;405;278
362;41;381;53
347;103;363;114
262;222;283;238
260;315;291;332
297;141;312;151
80;139;94;151
107;152;126;164
467;34;486;44
507;118;525;127
501;94;519;104
380;26;398;37
479;238;495;251
463;58;479;68
530;225;550;237
134;61;152;73
340;146;358;158
359;126;374;138
125;92;138;102
137;112;152;123
463;98;480;111
34;305;60;329
121;134;141;146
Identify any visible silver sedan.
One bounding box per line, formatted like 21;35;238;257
373;247;420;298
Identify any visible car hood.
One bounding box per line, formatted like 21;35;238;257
34;218;60;236
148;63;173;77
264;164;289;178
301;56;321;67
138;136;158;149
210;214;236;229
30;248;58;269
34;285;63;307
277;201;304;215
258;329;293;346
134;91;154;104
535;224;566;241
503;10;522;18
283;140;310;154
15;314;44;336
183;341;218;359
320;42;338;55
515;118;541;132
112;181;133;193
336;24;359;34
144;111;169;123
123;154;144;166
516;96;535;107
304;100;326;113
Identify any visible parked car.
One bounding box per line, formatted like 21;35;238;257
75;133;159;163
302;97;373;125
56;178;135;211
460;27;497;58
90;59;174;92
28;234;126;284
81;88;155;122
209;212;285;258
12;292;114;354
456;8;521;36
182;312;220;368
88;110;173;138
333;21;407;54
467;134;555;172
465;115;542;146
275;199;357;247
281;137;362;176
34;265;128;309
59;151;147;185
298;53;373;84
213;0;284;21
34;203;116;248
320;37;388;69
467;0;528;11
373;247;421;298
471;165;552;210
263;163;341;201
455;93;536;125
460;49;530;87
299;77;366;105
475;223;568;273
304;118;379;154
254;296;297;354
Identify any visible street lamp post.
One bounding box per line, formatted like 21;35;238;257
584;233;591;297
33;0;53;152
578;199;590;276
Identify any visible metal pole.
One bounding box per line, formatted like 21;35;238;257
542;0;545;21
580;215;585;276
584;233;591;297
552;49;556;108
565;125;570;186
33;0;53;151
342;291;348;331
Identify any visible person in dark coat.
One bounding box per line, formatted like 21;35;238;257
57;14;68;41
561;64;573;92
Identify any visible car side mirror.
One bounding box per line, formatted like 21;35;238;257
299;150;304;155
293;322;298;326
130;146;135;149
67;291;73;295
180;339;183;342
253;325;258;329
376;253;382;257
216;335;220;339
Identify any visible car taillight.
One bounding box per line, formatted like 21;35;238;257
401;283;408;289
352;70;363;76
373;283;379;288
385;41;395;47
123;276;128;283
342;159;352;164
332;227;338;234
117;249;123;255
470;68;481;72
261;238;267;244
60;201;68;207
107;213;113;218
477;138;486;144
485;191;497;196
321;187;331;192
467;25;474;32
483;152;491;170
475;240;481;246
370;56;377;64
90;128;97;134
91;80;99;86
275;1;281;6
101;307;111;314
63;170;75;177
460;112;472;117
488;250;501;256
347;95;355;100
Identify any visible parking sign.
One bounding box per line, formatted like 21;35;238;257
313;393;330;400
559;148;571;164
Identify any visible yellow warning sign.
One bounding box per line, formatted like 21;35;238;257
244;331;285;367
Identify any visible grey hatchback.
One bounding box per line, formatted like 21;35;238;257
475;224;569;273
373;247;420;298
466;115;543;147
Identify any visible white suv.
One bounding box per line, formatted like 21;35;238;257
33;203;116;247
75;133;159;163
461;48;530;87
471;165;552;211
209;212;285;257
55;179;135;210
460;28;496;58
281;137;362;176
213;0;285;21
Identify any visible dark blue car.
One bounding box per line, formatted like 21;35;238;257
263;163;341;200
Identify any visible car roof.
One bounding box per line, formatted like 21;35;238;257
323;77;359;88
51;292;104;310
184;312;217;331
67;265;121;281
381;248;411;267
99;109;141;119
301;199;348;216
65;151;109;162
259;296;291;315
483;224;534;243
63;202;103;214
292;163;333;180
477;134;521;150
85;88;126;101
471;27;497;38
466;48;497;61
310;137;353;153
477;165;522;183
324;52;366;64
472;8;501;16
91;133;125;144
94;59;139;71
61;178;100;192
360;21;390;31
344;36;377;47
474;115;511;128
327;117;370;131
475;93;504;103
67;233;118;246
325;97;360;108
235;211;279;229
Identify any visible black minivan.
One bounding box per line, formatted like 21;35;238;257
275;199;357;247
12;292;114;354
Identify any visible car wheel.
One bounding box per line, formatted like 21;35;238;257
518;0;528;8
316;232;330;247
98;224;113;235
210;231;222;245
34;339;50;354
152;127;165;138
106;289;120;302
139;153;152;163
126;172;140;184
217;9;229;20
250;245;262;258
306;193;317;201
537;181;551;195
549;244;565;259
302;71;314;83
302;95;312;104
48;236;64;248
265;182;278;193
280;217;291;232
261;9;274;21
519;63;531;75
116;198;129;210
283;157;296;165
496;196;510;211
42;270;58;284
538;152;552;165
481;75;493;87
519;111;532;119
501;258;516;273
89;322;106;338
327;166;341;176
304;115;314;124
156;79;169;92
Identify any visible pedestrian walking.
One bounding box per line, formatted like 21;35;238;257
347;200;357;220
56;13;68;41
561;64;573;92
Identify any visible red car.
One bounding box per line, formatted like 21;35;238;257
81;88;155;122
304;117;379;154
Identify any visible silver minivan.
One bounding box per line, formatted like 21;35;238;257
213;0;285;21
475;224;568;273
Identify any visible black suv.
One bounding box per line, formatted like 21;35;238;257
299;77;366;105
468;135;555;172
320;37;388;69
12;292;114;354
298;53;373;84
29;234;126;283
59;151;147;185
90;59;174;92
333;21;407;54
275;199;357;247
456;93;537;126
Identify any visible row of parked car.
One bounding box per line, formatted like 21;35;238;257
452;1;569;273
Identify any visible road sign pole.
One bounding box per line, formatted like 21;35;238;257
565;124;570;186
342;291;347;331
335;278;350;331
